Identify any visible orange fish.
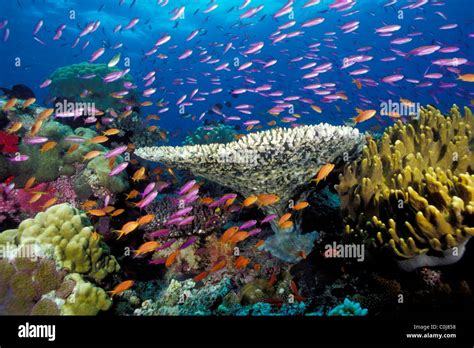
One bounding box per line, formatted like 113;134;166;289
267;120;277;126
125;189;140;200
115;221;140;239
141;101;153;107
40;141;58;153
81;200;97;209
134;241;161;257
2;98;17;111
220;226;239;243
102;206;116;214
243;195;258;207
132;167;146;182
255;240;265;248
66;143;79;155
29;120;43;136
146;114;160;121
102;128;120;136
137;214;154;226
278;213;292;226
165;250;179;267
293;201;309;211
234;256;250;269
88;135;109;144
6;122;22;134
229;231;249;244
193;271;209;282
91;232;100;241
352;108;376;124
352;78;362;90
268;271;277;287
41;197;58;210
108;280;135;297
37;108;54;121
22;98;36;109
108;157;116;170
83;150;102;161
210;260;227;273
279;220;294;230
200;197;214;205
87;209;107;217
257;194;280;207
254;263;261;273
24;177;36;190
224;197;236;208
311;105;322;113
313;163;335;184
110;208;125;217
29;192;44;204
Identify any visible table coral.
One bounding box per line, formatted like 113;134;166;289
2;203;120;282
136;124;365;262
337;105;474;270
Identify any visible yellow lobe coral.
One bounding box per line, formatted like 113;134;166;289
337;105;474;271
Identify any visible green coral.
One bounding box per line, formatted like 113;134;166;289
183;124;237;145
49;62;138;111
337;105;474;269
5;203;120;282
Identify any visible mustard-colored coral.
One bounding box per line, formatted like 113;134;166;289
6;203;120;281
337;105;474;269
61;273;112;315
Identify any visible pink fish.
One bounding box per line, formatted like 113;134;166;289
240;5;264;19
104;145;127;159
137;191;158;209
203;4;218;13
171;6;185;20
109;162;128;176
301;17;325;27
124;18;139;30
39;79;52;88
178;49;193;60
408;45;440;56
179;180;196;195
89;47;105;63
23;136;48;145
33;20;43;35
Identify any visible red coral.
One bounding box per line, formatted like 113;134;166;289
0;131;19;154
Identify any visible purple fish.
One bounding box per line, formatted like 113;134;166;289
170;206;193;219
23;136;48;145
8;154;29;162
248;228;262;236
149;257;166;265
179;236;197;250
156;239;177;251
104;145;127;158
109;162;128;176
63;136;86;143
166;216;183;225
33;20;43;35
149;229;170;238
261;214;278;224
240;219;257;230
142;182;156;198
179;180;196;195
137;191;158;209
178;216;195;226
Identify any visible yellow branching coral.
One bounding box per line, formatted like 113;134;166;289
337;105;474;270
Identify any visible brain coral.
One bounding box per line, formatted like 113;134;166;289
337;105;474;271
136;124;365;262
3;203;120;281
49;62;138;111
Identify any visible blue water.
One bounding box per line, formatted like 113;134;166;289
1;0;473;143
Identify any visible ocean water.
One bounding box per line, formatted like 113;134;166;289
1;0;473;140
0;0;474;326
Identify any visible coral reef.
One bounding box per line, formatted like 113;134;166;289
136;124;365;262
183;124;237;145
1;203;120;282
337;105;474;270
49;62;138;111
0;248;111;315
326;298;368;316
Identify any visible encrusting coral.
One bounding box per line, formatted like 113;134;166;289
183;124;237;145
337;105;474;271
136;124;365;262
1;203;120;282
